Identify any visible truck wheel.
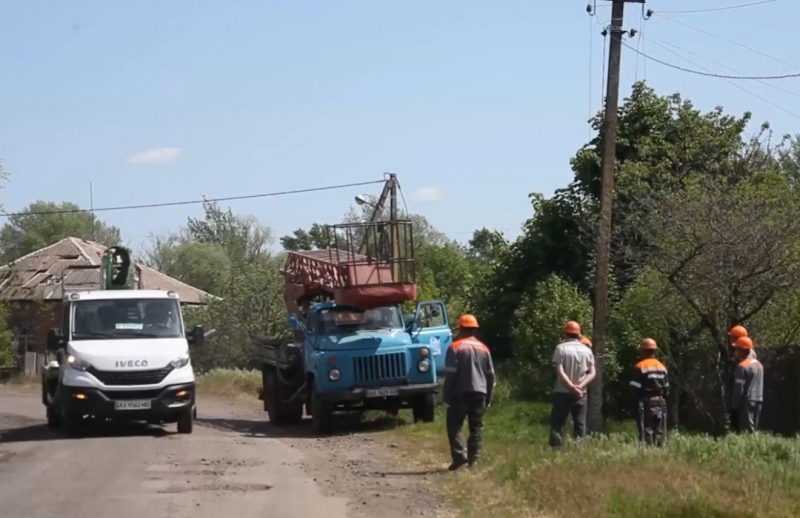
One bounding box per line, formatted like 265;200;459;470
177;409;194;434
412;394;436;424
309;381;334;434
46;404;61;429
265;368;303;426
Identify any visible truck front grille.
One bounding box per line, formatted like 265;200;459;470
88;366;173;386
353;353;407;383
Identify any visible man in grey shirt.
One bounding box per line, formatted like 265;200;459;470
731;336;764;433
549;321;596;447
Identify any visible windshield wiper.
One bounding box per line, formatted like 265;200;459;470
72;331;116;339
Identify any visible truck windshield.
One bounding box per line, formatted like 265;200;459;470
71;298;183;340
317;307;401;333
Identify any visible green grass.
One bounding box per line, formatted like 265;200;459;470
387;385;800;518
195;368;261;398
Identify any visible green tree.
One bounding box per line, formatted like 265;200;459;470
0;201;121;263
509;275;594;400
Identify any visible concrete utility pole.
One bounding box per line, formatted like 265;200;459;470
588;0;642;433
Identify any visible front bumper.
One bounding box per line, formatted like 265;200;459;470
316;382;439;403
61;383;195;421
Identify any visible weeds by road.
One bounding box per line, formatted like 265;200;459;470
196;368;261;398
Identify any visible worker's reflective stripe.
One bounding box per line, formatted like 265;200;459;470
630;381;642;388
735;379;746;384
444;367;457;373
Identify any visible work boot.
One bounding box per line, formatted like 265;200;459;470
448;459;468;471
468;457;478;468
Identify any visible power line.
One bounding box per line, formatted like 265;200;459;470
653;13;800;72
621;41;800;80
638;37;800;120
653;0;779;15
646;35;800;99
0;179;386;218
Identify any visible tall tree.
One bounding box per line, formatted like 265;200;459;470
0;200;121;264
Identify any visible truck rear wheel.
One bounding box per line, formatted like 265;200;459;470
412;394;436;423
309;380;334;434
264;367;303;426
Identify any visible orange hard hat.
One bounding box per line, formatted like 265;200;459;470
734;336;754;350
728;325;748;339
564;321;581;335
640;338;658;351
457;314;479;329
580;336;592;347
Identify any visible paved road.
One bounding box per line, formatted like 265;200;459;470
0;389;351;518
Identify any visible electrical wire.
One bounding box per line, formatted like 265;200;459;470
654;0;779;15
636;37;800;120
646;35;800;99
621;41;800;80
653;13;800;72
0;179;386;218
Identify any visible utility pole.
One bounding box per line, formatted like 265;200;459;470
588;0;641;433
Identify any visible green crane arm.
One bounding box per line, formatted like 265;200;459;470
102;246;137;290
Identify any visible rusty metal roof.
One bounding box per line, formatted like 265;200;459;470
0;237;212;304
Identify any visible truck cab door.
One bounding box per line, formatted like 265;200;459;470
408;300;452;376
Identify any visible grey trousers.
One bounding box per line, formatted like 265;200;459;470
637;398;666;446
738;401;762;433
549;391;587;447
446;392;486;464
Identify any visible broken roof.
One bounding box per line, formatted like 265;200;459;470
0;237;212;304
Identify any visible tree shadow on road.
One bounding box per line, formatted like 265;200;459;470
0;418;172;444
197;413;408;440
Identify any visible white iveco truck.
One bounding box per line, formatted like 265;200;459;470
41;246;206;437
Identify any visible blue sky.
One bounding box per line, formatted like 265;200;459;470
1;1;798;254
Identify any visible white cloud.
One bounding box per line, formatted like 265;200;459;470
413;186;445;202
126;147;184;165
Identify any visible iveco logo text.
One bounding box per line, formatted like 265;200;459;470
115;359;148;368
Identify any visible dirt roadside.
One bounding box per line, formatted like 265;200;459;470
0;384;452;518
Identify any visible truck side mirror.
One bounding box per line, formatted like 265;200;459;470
288;313;299;330
188;325;205;347
47;329;63;351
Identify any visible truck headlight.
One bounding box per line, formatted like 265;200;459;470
67;354;91;372
328;368;341;381
417;359;431;373
170;355;190;369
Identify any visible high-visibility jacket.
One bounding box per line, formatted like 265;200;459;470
443;338;495;405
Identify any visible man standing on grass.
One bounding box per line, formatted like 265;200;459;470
443;314;495;471
726;325;749;432
630;338;669;447
731;336;764;433
549;321;596;448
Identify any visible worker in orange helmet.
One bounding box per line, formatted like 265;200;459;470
726;325;749;432
630;338;669;446
443;314;495;471
579;335;592;348
731;336;764;433
549;321;596;448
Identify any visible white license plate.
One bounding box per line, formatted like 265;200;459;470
365;388;400;398
114;400;152;411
